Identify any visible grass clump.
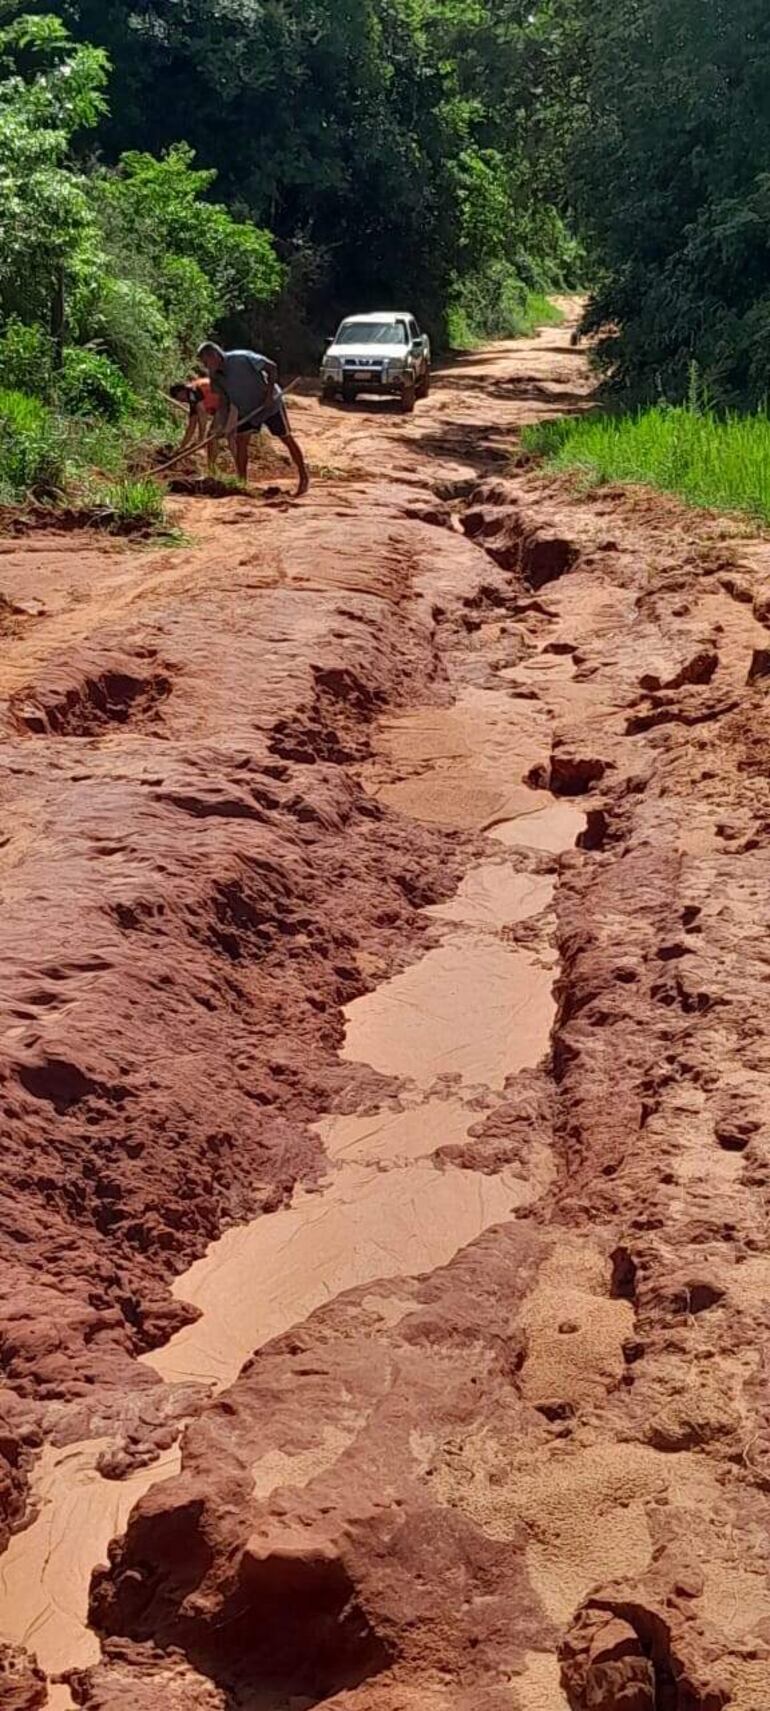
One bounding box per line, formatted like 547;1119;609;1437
522;404;770;525
101;477;167;533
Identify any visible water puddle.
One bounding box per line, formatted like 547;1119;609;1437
0;1442;179;1701
316;1098;473;1166
491;801;585;854
144;1160;519;1390
0;682;584;1700
427;862;554;928
344;862;555;1091
343;935;554;1090
149;859;558;1391
367;688;551;832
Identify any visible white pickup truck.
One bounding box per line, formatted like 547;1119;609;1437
321;312;431;412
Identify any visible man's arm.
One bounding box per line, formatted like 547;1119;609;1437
249;353;278;414
211;402;239;439
206;377;238;440
177;417;198;455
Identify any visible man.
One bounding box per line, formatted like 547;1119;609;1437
169;376;236;473
197;342;309;496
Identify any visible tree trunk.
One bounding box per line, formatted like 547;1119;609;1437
51;269;65;371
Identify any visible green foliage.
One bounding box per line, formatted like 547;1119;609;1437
0;10;106;326
92;144;282;316
57;346;135;419
0;6;286;507
0;388;66;498
64;0;576;342
83;277;176;393
75;143;283;393
0;0;585;505
549;0;770;407
0;317;54;395
448;263;564;347
523;403;770;524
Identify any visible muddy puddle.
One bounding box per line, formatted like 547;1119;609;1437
148;864;557;1388
0;687;584;1699
0;1443;179;1703
343;871;555;1091
367;687;552;830
491;800;585;854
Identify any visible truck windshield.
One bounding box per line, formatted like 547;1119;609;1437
337;321;407;346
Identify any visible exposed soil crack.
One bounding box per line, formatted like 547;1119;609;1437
8;650;174;737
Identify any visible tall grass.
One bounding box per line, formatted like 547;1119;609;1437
522;404;770;525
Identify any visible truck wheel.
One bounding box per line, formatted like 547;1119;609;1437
342;384;358;406
416;366;431;400
401;381;416;414
321;382;338;405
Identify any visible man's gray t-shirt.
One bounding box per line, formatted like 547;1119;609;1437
214;351;283;426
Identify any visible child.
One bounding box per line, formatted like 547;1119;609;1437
169;377;236;473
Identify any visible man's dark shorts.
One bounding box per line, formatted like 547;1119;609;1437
237;401;291;442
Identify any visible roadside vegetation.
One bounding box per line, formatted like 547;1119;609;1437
523;403;770;526
0;8;281;521
518;1;770;525
552;0;770;411
0;1;580;519
4;0;768;530
448;273;565;351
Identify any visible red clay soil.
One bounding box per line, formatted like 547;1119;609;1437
2;313;770;1710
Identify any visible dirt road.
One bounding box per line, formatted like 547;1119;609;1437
1;314;770;1710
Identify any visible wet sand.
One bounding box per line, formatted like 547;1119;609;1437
0;334;590;1700
0;676;582;1690
147;862;561;1390
0;1443;179;1698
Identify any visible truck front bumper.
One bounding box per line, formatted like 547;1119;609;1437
322;365;413;395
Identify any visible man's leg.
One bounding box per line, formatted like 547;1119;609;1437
285;434;310;497
265;403;310;497
234;431;250;482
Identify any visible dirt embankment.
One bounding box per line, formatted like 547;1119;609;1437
1;316;770;1710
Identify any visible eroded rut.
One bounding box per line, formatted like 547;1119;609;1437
1;315;770;1711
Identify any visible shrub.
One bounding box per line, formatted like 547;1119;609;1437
57;347;136;421
84;276;177;394
0;318;54;397
0;389;66;499
159;255;218;351
448;263;564;348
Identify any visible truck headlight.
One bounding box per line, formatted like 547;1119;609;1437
324;355;342;372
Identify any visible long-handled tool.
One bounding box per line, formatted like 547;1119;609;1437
149;378;302;481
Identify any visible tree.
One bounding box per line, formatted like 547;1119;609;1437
64;0;576;339
0;11;108;334
0;7;283;398
551;0;770;404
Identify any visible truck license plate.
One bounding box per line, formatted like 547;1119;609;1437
355;369;376;380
